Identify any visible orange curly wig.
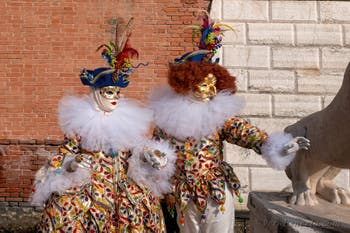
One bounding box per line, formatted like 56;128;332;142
168;62;237;95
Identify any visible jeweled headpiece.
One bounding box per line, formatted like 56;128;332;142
80;18;142;88
174;11;234;64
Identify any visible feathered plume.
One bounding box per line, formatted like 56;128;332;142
196;10;234;54
177;10;234;63
96;18;139;72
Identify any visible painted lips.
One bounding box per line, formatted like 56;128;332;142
111;102;117;105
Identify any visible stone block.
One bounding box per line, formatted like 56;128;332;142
322;48;350;70
271;1;317;21
249;212;272;233
239;93;272;116
228;69;248;92
249;70;295;93
334;169;350;189
249;192;350;233
0;202;9;208
247;117;299;134
297;70;343;94
18;202;33;207
232;167;250;191
272;47;319;69
223;45;269;68
250;167;290;191
225;143;267;166
296;24;342;46
9;202;18;207
320;1;350;22
222;0;268;21
274;94;321;117
210;0;222;20
323;95;336;108
248;23;293;44
344;25;350;46
222;23;246;45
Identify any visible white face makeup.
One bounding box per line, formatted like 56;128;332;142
90;86;121;113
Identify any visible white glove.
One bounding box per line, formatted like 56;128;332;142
283;136;310;155
143;149;168;170
65;154;92;172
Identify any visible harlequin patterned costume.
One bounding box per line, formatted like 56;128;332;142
38;136;165;233
153;117;268;220
149;11;307;233
31;19;176;233
151;72;302;233
31;89;174;233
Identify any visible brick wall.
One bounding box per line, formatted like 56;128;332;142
0;0;210;140
0;1;211;230
210;0;350;211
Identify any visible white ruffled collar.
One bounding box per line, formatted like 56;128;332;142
150;85;245;141
58;95;153;152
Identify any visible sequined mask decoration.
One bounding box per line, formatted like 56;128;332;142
192;73;217;102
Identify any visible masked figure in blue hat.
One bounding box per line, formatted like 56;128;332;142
150;12;310;233
31;19;176;233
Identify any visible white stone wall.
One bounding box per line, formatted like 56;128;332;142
211;0;350;210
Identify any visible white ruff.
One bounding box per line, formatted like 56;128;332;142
58;95;153;152
150;86;245;140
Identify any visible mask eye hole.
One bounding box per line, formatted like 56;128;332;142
99;86;120;99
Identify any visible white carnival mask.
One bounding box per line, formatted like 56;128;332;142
90;86;121;113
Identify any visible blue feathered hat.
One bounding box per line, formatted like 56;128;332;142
80;67;130;88
174;11;234;64
80;18;144;88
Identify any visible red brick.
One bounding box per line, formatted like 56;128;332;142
0;0;210;203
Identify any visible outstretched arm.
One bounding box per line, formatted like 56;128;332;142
222;117;268;154
222;117;310;170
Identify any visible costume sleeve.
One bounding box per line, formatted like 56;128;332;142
31;137;91;206
222;117;268;154
223;117;296;170
152;126;169;141
48;137;81;170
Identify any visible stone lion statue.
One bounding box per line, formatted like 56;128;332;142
284;62;350;206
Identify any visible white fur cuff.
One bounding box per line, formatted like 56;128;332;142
31;157;91;206
261;132;295;170
127;140;176;197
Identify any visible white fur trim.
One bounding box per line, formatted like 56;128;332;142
31;156;91;206
150;85;245;141
261;132;295;170
58;95;153;152
127;140;176;197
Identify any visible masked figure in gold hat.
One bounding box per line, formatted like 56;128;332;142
150;12;310;233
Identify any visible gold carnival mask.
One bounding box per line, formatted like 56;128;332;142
192;73;217;102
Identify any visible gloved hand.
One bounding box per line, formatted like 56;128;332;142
283;136;310;154
65;154;92;172
143;149;168;170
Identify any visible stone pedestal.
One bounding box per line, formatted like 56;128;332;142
248;192;350;233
